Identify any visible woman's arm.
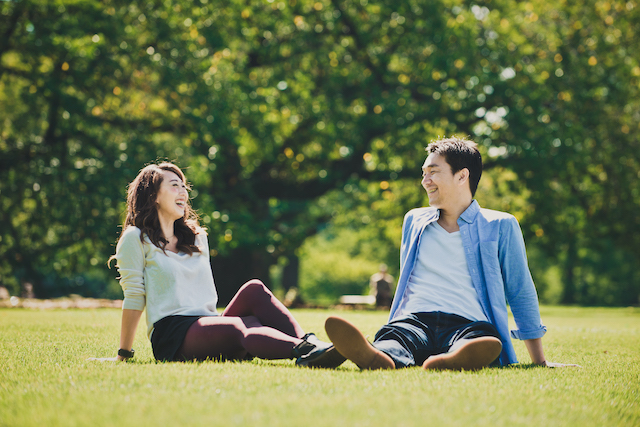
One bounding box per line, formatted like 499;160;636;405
88;308;143;362
113;228;146;361
116;309;143;361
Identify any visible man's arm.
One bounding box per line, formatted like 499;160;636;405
499;217;547;341
500;217;580;367
524;338;581;368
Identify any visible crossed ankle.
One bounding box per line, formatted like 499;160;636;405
422;337;502;371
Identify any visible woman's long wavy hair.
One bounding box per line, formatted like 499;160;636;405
116;162;201;256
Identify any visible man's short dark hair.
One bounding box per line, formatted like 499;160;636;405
426;137;482;197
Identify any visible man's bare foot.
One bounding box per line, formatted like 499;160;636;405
325;316;395;370
422;337;502;371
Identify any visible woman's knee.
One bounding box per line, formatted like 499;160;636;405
237;279;271;298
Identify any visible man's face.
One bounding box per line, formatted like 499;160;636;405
421;153;460;209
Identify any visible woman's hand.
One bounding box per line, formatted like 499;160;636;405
86;356;119;362
87;353;132;362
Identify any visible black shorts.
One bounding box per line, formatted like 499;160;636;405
373;311;502;367
150;315;202;361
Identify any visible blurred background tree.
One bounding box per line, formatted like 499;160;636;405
1;0;638;306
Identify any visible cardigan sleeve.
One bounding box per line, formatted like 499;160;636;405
115;227;147;311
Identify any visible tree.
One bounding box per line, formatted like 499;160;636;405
2;0;638;306
471;0;640;304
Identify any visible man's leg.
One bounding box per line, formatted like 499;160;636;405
422;317;502;371
421;337;501;370
325;316;395;369
325;314;436;369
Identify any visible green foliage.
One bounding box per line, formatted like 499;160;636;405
297;176;416;303
474;0;640;304
1;307;639;426
298;227;385;304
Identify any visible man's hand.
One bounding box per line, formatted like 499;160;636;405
539;361;582;368
524;338;581;368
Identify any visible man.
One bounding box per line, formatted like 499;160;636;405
325;137;576;370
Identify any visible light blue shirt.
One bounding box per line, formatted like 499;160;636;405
389;200;547;365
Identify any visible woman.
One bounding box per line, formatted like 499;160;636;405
109;162;344;367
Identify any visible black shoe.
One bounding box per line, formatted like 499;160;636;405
292;333;346;368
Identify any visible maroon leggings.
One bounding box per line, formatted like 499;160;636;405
176;280;305;361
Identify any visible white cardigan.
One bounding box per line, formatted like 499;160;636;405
115;226;219;339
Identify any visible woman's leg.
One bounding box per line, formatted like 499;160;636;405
177;315;302;361
222;279;305;339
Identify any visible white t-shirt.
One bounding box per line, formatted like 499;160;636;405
115;226;219;339
396;221;488;322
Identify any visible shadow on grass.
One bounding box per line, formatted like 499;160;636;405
103;357;551;372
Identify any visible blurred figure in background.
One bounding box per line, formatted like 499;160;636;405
369;264;394;309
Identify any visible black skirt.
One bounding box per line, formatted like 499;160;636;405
150;315;202;361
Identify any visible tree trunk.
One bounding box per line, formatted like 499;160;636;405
281;254;299;292
561;238;577;305
211;247;272;306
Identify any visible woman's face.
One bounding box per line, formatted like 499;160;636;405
155;170;188;224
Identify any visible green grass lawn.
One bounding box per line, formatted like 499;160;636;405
1;306;638;426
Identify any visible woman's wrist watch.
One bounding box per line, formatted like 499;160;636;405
117;348;135;359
